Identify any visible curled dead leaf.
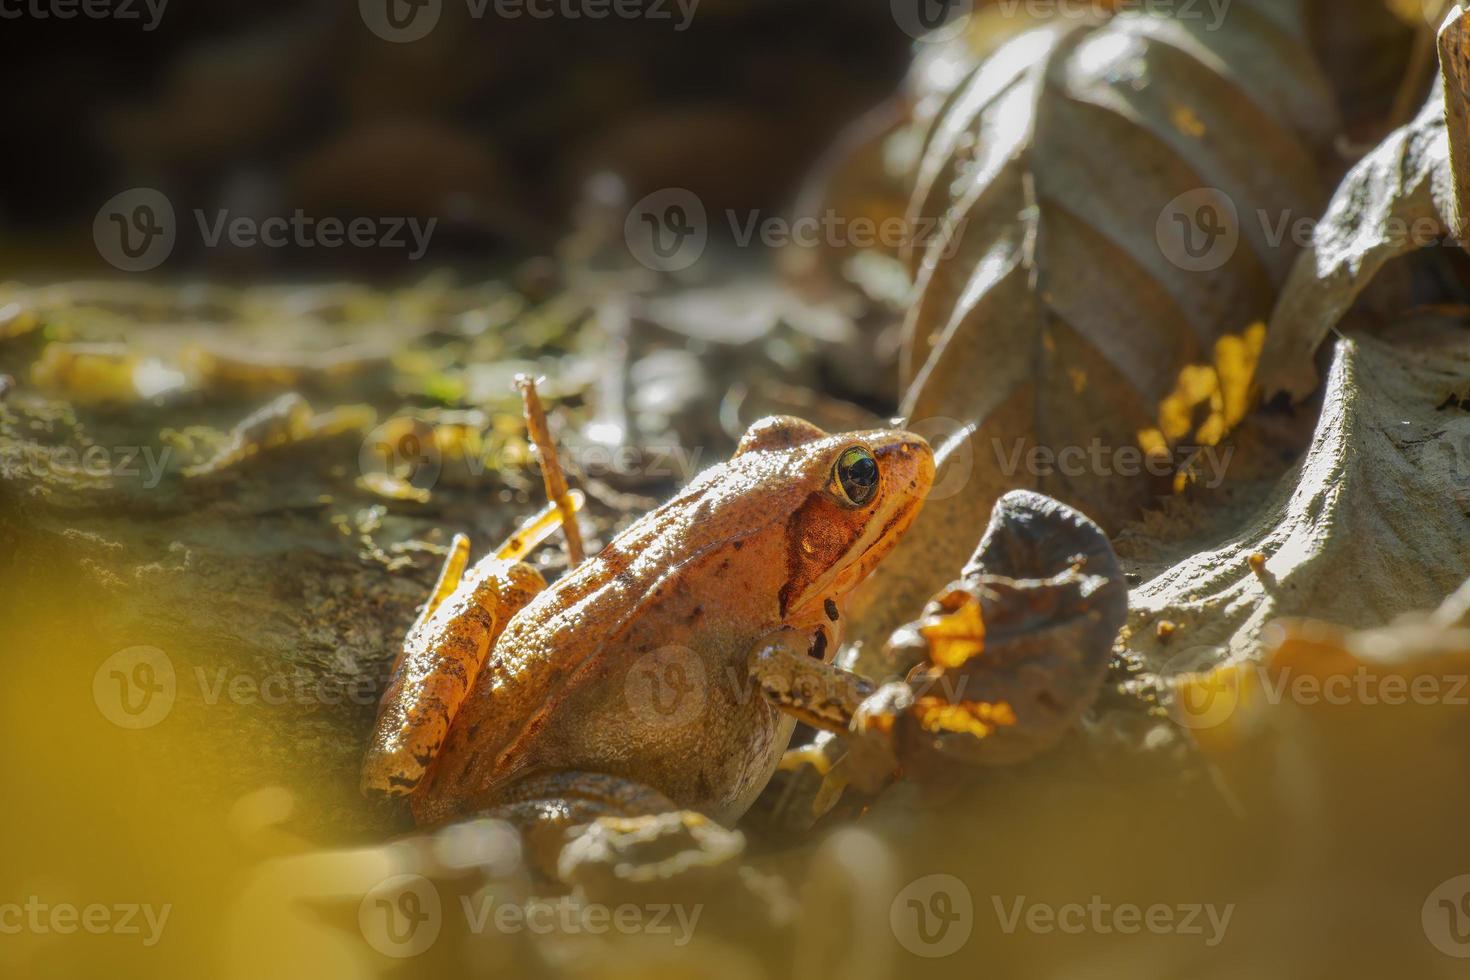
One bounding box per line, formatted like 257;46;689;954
857;490;1127;777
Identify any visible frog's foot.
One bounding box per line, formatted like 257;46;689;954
776;734;853;822
753;632;906;817
481;771;746;894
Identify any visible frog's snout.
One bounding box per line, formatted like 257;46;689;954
874;432;936;505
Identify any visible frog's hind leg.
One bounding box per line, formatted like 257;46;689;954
363;559;548;798
362;498;584;798
362;533;483;797
478;771;745;889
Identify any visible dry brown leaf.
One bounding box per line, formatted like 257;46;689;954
785;3;1056;295
1122;315;1470;680
847;1;1336;646
1256;76;1460;403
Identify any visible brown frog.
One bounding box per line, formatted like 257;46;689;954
362;416;934;875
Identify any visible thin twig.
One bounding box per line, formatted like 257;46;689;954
514;373;586;568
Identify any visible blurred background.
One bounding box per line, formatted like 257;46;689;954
0;0;914;277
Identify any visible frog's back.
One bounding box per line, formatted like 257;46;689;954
412;454;801;824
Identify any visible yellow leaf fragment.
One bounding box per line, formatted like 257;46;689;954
917;598;986;668
914;698;1017;738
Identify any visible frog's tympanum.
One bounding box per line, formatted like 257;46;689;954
362;416;934;877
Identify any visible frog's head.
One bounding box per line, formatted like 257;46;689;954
732;416;935;646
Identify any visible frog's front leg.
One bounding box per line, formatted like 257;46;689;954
479;771;745;892
749;629;875;733
750;630;896;818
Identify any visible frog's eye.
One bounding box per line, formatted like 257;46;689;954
833;446;879;506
